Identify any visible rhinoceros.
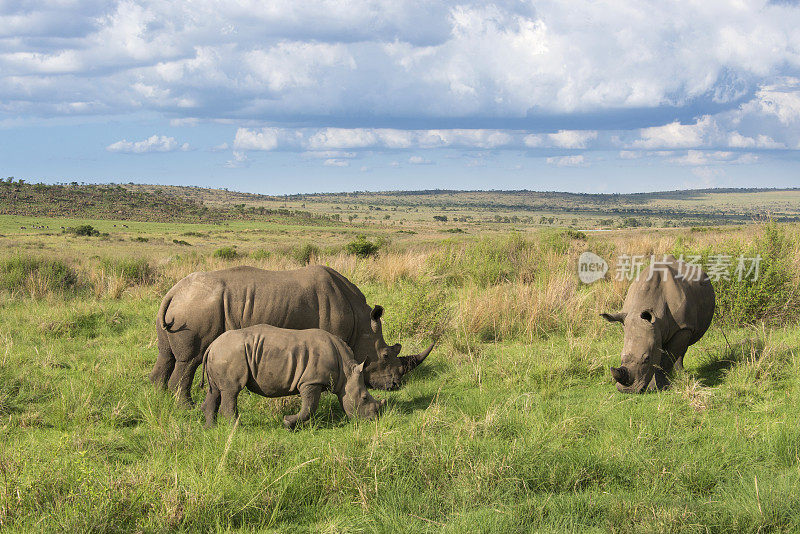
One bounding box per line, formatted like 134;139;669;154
150;265;434;405
200;324;385;429
601;255;715;393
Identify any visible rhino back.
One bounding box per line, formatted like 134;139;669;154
238;325;345;396
167;265;361;346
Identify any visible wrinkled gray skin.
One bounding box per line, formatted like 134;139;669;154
200;325;385;429
602;255;715;393
150;265;434;405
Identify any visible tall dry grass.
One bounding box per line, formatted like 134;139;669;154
3;223;800;338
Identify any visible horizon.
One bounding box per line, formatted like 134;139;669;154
13;180;800;199
2;2;800;193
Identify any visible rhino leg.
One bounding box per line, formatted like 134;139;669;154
150;328;175;390
283;384;322;431
664;330;692;374
219;390;240;420
169;359;201;407
201;387;221;428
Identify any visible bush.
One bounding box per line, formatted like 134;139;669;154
564;229;587;241
292;243;319;265
99;258;155;285
213;246;238;260
381;282;451;340
172;239;191;246
672;223;799;326
345;236;380;258
0;256;78;296
131;236;149;243
64;225;100;237
251;249;271;260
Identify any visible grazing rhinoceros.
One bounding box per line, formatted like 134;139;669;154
601;255;715;393
200;325;385;429
151;265;434;405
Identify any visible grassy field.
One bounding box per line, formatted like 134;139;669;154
1;212;800;532
6;180;800;230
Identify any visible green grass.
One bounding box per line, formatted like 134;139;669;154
2;296;800;531
2;217;800;531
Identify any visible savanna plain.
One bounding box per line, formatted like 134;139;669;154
2;186;800;532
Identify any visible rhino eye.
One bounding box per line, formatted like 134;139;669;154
641;311;653;323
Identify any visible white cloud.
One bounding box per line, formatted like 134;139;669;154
727;132;784;149
308;128;378;150
409;155;433;164
5;1;800;126
669;150;759;165
302;150;357;159
546;155;586;167
224;150;248;168
106;135;189;154
631;116;716;149
233;128;280;151
753;79;800;125
548;130;597;149
323;158;349;167
523;134;544;148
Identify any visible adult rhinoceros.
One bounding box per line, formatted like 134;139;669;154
601;255;715;393
151;265;434;405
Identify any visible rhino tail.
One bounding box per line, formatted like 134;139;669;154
200;346;211;389
158;294;175;332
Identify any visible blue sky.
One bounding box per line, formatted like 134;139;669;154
1;1;799;194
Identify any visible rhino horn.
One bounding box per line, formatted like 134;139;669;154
399;340;436;372
610;366;630;386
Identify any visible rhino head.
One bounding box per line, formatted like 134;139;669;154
355;305;435;391
601;310;667;393
340;361;386;420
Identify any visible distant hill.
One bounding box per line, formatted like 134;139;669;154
2;179;799;225
0;180;333;224
125;184;800;224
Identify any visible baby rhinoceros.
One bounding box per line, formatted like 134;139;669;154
201;325;386;429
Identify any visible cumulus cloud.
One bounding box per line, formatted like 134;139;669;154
631;117;717;149
546;155;586;167
408;155;433;164
3;1;800;124
323;158;349;167
547;130;598;149
106;135;189;154
233;128;281;151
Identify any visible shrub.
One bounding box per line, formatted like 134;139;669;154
64;225;100;237
251;249;271;260
381;282;451;340
172;239;191;246
131;236;149;243
99;258;155;285
292;243;319;265
564;229;587;241
672;223;799;326
0;256;78;296
213;246;238;260
345;236;380;258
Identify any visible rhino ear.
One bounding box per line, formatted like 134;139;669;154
601;312;626;324
371;305;384;322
